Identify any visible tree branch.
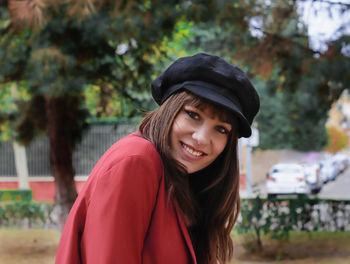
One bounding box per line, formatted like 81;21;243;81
251;26;323;55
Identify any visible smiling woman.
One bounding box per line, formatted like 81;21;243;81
55;53;260;264
170;95;234;174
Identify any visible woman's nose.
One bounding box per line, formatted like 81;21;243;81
192;126;210;145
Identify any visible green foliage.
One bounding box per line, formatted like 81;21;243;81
0;29;30;81
82;84;134;121
0;189;32;202
180;0;350;151
255;74;328;150
0;82;31;141
159;19;199;60
0;0;349;153
13;95;47;144
0;0;188;141
0;201;54;228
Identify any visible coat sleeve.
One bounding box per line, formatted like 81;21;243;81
56;153;163;264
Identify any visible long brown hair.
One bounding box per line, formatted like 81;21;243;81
139;91;240;263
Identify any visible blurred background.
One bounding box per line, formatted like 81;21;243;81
0;0;349;263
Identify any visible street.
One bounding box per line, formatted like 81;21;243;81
318;167;350;200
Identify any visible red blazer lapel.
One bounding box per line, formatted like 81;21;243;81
174;204;197;264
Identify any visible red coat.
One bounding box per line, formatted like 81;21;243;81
55;132;197;264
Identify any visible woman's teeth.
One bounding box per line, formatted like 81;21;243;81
182;143;203;156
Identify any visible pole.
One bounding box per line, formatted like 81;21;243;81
246;145;252;197
13;141;30;189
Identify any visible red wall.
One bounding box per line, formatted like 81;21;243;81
1;174;246;202
0;180;86;202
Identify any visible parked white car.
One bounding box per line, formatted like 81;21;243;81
319;152;349;182
319;160;338;182
266;163;311;197
332;153;350;174
303;163;322;194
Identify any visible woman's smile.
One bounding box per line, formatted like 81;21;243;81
170;105;231;173
181;141;207;158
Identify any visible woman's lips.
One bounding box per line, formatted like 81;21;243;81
181;142;206;158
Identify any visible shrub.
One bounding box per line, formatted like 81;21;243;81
0;189;32;202
236;196;350;249
0;201;55;228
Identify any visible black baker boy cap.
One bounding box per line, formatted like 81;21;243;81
151;53;260;138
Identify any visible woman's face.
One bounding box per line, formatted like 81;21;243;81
170;104;232;174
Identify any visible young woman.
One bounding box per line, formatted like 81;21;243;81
55;53;260;264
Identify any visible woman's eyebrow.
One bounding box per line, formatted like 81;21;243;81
221;122;232;128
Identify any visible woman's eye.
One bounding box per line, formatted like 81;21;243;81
217;126;229;134
185;110;199;120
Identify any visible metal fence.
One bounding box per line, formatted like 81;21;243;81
0;124;136;177
0;141;16;176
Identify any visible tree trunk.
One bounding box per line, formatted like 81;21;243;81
45;96;78;230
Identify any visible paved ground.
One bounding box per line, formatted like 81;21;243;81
318;167;350;200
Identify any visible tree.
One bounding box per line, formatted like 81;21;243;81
0;0;183;227
184;0;350;150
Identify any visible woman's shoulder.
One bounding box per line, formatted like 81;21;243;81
114;132;159;155
99;132;161;165
88;132;163;184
